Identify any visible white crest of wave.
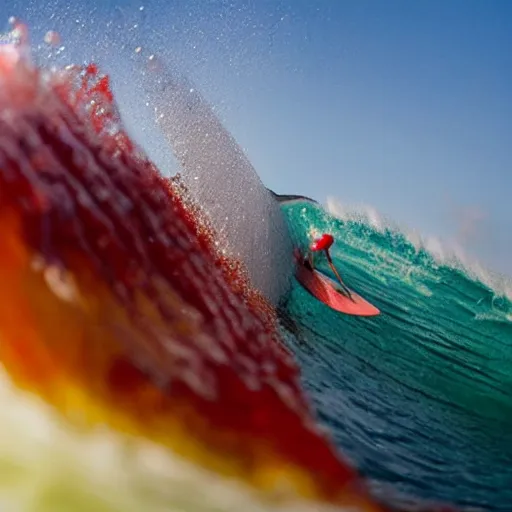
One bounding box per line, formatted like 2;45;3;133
325;199;385;232
326;197;512;300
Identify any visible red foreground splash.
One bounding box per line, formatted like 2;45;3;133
0;29;456;512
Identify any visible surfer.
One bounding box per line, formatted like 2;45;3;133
304;233;353;299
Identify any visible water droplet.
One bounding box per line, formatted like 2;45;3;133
44;30;60;46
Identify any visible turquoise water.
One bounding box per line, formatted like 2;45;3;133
279;200;512;511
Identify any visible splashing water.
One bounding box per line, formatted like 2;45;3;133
139;55;294;305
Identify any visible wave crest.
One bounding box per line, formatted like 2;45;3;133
326;197;512;302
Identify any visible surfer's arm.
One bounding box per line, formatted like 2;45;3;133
324;251;353;299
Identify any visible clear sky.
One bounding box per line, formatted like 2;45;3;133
4;0;512;274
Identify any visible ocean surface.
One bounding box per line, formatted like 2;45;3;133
278;198;512;511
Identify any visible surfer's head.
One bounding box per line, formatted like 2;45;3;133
310;233;334;252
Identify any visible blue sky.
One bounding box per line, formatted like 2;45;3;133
4;0;512;274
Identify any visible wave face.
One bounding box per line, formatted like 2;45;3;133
279;198;512;511
140;63;294;305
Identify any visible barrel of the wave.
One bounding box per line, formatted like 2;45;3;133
139;56;295;306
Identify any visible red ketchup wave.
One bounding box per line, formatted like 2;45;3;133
0;25;457;512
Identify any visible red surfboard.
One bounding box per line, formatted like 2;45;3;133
295;262;380;317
